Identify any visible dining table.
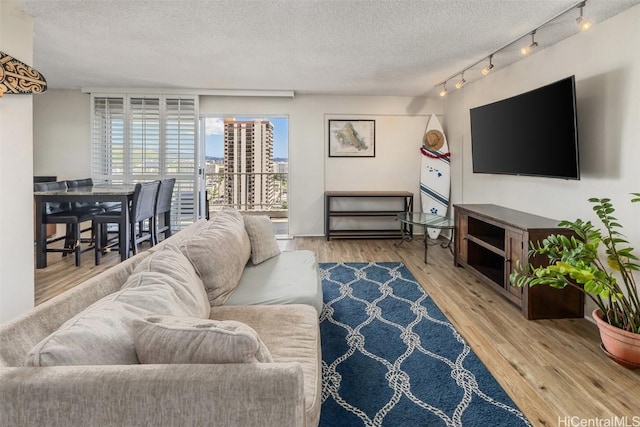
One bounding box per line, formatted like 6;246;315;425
34;184;137;269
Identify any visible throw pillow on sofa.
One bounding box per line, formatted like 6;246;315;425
243;215;281;264
180;207;251;306
126;244;211;318
24;246;209;367
133;316;273;364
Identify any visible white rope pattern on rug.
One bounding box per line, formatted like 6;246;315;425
320;262;530;427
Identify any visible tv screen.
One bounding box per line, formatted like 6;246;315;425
470;76;579;179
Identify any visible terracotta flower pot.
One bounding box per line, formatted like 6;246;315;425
592;309;640;369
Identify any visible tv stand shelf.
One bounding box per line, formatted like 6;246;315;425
465;235;505;257
325;191;413;240
454;204;584;320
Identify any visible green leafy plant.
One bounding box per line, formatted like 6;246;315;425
510;195;640;333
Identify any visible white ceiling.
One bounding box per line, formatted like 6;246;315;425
18;0;640;97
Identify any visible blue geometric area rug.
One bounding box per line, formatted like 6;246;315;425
318;262;531;427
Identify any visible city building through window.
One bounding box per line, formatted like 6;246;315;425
202;116;288;235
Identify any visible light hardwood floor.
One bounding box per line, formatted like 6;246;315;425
35;236;640;426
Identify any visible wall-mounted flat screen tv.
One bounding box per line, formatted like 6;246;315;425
470;75;579;180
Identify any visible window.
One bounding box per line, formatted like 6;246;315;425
92;94;199;229
201;115;288;235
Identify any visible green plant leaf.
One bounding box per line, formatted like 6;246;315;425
510;195;640;333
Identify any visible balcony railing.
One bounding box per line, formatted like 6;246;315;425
205;172;288;218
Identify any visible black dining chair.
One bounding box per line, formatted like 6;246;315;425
65;178;104;244
153;178;176;245
66;178;120;212
34;181;103;267
93;180;160;265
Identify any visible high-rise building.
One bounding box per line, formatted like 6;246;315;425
223;118;274;210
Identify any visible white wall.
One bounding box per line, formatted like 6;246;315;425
0;1;35;322
33;90;91;180
444;5;640;311
324;114;428;193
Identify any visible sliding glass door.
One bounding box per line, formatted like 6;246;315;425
199;115;289;235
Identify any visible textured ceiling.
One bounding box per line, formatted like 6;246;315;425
18;0;640;96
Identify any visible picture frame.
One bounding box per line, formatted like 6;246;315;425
328;119;375;157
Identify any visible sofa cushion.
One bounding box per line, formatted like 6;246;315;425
127;244;210;318
243;215;281;264
0;251;151;367
146;218;210;254
133;316;273;364
24;246;209;367
181;208;251;306
225;250;323;315
209;304;321;427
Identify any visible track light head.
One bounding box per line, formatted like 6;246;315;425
576;16;592;31
520;42;538;55
481;64;494;76
481;55;494;76
439;83;448;97
521;31;538;55
576;4;592;31
455;73;466;89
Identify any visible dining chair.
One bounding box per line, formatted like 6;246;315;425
66;178;93;188
93;180;160;265
65;178;103;244
34;181;103;267
153;178;176;245
66;178;120;212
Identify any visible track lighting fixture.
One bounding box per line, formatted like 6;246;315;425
434;0;593;95
576;2;592;31
481;55;494;76
439;83;448;97
520;31;538;55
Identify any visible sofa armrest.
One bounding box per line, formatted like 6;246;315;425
0;363;306;427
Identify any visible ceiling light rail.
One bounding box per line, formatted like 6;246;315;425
434;0;590;95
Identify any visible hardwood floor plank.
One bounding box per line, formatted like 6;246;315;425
34;234;640;426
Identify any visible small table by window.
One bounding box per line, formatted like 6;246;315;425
396;212;455;264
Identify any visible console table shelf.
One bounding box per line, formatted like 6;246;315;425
454;204;584;320
325;191;413;240
327;210;405;217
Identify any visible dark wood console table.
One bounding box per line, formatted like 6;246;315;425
325;191;413;240
454;204;584;320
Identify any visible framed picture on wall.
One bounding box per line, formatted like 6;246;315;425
328;119;375;157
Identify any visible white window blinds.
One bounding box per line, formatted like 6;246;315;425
91;94;199;229
130;97;161;179
165;97;197;228
92;96;125;183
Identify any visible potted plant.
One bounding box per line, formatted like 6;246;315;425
510;196;640;368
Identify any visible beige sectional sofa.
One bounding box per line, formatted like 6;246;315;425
0;211;323;427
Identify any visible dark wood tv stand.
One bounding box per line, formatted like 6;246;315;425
454;204;584;320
